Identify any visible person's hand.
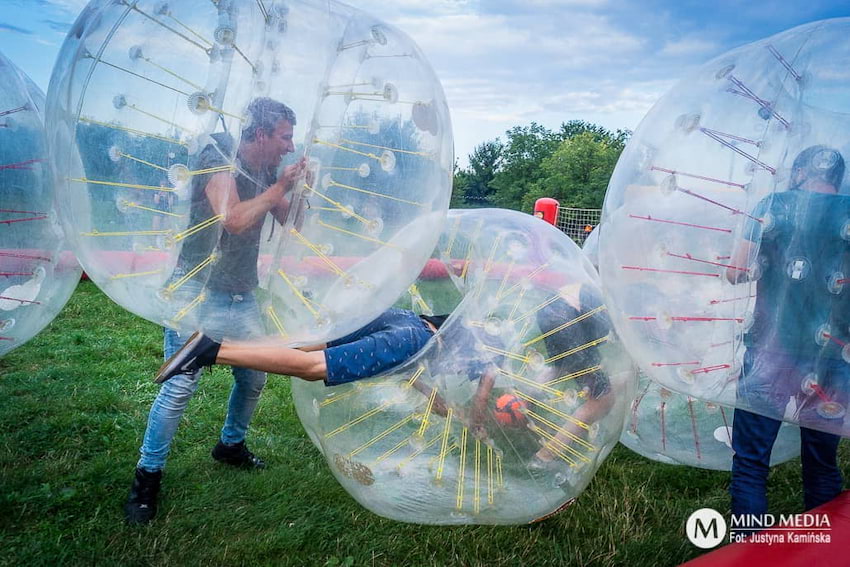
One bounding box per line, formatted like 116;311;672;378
277;157;307;193
468;406;492;442
469;389;492;430
471;423;489;441
431;397;449;418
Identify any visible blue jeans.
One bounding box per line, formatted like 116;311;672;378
137;289;268;472
731;348;843;516
731;409;843;515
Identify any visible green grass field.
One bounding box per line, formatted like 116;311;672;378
1;282;847;566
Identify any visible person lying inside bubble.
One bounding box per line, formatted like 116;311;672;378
154;306;504;436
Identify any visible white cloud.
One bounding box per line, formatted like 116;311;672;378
352;0;472;18
393;13;530;58
23;0;821;168
524;0;609;6
34;37;60;47
659;38;718;57
45;0;89;14
540;80;673;114
377;4;652;164
534;19;645;65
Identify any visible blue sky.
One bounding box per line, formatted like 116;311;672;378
1;0;848;166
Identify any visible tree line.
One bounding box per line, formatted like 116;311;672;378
452;120;631;212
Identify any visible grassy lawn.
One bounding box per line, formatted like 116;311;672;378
1;281;847;566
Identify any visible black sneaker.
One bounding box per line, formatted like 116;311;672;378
154;331;221;384
211;440;266;469
124;467;162;525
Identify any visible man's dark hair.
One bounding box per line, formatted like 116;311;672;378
241;97;296;142
421;314;449;329
791;145;845;191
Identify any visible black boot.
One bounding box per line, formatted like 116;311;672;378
124;467;162;525
211;440;266;469
154;331;221;384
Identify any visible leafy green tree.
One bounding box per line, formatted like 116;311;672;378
464;140;502;205
558;120;629;149
522;131;623;211
450;140;503;208
453;120;630;212
450;162;470;208
489;122;560;210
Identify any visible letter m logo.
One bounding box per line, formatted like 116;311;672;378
693;517;718;539
687;508;726;548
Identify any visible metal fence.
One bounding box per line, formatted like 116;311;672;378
554;206;601;245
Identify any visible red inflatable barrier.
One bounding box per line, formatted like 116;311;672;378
40;251;576;288
0;249;79;273
534;197;559;225
682;492;850;567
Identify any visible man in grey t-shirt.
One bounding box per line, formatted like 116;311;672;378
125;98;306;525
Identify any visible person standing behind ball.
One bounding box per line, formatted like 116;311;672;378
125;98;307;525
727;145;847;521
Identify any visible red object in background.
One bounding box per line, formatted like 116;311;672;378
534;198;559;225
681;491;850;567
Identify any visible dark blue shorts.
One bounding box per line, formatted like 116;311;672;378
324;308;434;386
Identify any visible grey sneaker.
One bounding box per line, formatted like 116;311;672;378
154;331;220;384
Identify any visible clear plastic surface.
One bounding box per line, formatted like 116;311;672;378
293;209;634;524
621;374;800;470
0;52;80;356
47;0;452;343
600;19;850;436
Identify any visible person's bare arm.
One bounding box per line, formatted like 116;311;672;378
205;171;285;235
216;341;327;380
270;195;292;226
726;239;755;284
411;379;449;417
298;343;327;352
204;157;307;234
534;389;614;461
470;368;497;437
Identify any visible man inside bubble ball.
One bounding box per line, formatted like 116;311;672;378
154;308;503;438
726;145;847;519
125;98;308;525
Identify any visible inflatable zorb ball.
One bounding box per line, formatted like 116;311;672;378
292;209;633;525
47;0;451;343
582;232;802;469
0;53;80;357
581;225;600;270
599;19;850;436
621;374;800;470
